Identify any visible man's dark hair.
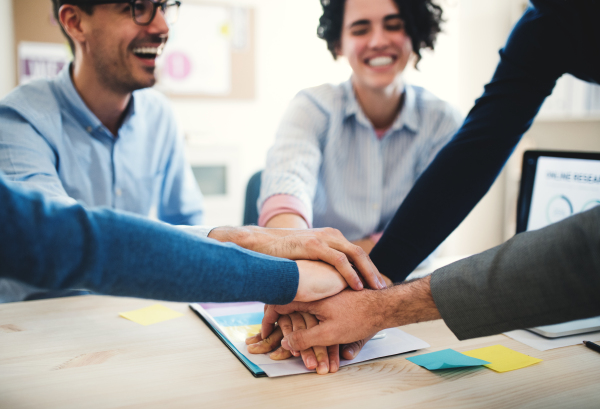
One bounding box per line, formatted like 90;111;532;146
317;0;444;67
51;0;95;54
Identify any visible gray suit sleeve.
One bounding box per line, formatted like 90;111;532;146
430;206;600;340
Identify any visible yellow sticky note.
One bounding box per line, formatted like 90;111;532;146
463;345;542;373
119;304;184;326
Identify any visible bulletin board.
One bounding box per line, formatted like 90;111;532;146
12;0;255;100
12;0;70;85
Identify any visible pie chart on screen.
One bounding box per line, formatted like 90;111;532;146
581;200;600;212
546;195;573;224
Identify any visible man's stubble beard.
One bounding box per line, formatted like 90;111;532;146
92;47;156;95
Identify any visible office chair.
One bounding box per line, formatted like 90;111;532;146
243;170;262;225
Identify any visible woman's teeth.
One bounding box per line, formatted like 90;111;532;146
368;56;393;67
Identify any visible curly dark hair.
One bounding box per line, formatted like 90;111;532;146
51;0;95;55
317;0;444;67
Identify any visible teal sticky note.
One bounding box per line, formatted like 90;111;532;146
406;349;490;370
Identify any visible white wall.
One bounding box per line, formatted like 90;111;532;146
437;0;516;256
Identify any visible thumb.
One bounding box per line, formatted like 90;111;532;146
281;324;333;351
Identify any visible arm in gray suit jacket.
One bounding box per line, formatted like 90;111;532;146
431;205;600;340
261;207;600;351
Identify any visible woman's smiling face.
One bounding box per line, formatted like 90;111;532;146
336;0;413;92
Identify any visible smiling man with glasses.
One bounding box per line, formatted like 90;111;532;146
0;0;203;302
0;1;384;304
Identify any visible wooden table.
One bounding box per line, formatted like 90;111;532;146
1;295;599;408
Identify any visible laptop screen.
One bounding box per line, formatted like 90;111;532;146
516;151;600;233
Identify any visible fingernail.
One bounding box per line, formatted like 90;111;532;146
317;362;328;374
307;356;317;369
330;361;338;373
379;277;387;289
345;347;354;358
281;338;290;350
356;280;364;290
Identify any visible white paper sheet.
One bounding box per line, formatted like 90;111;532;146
235;328;430;377
504;329;600;351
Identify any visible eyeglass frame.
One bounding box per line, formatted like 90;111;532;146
64;0;182;26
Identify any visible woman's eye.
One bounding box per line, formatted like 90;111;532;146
351;28;368;36
386;23;404;31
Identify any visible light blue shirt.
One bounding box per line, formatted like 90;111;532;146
0;65;204;225
260;79;462;241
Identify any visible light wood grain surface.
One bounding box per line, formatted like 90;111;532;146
1;295;599;409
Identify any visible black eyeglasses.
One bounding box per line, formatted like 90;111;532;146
67;0;181;26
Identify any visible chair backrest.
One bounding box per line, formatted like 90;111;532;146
243;170;262;225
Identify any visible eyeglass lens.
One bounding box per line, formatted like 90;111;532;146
133;0;180;25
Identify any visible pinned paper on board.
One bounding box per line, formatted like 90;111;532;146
463;345;543;373
18;42;70;85
119;304;184;326
157;3;232;95
406;349;490;370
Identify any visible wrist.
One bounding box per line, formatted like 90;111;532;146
208;226;256;248
381;276;441;329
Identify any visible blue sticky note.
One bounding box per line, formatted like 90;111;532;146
213;312;264;327
406;349;490;370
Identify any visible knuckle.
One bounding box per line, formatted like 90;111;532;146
352;246;367;258
293;331;307;350
306;237;322;248
334;253;349;265
279;322;293;333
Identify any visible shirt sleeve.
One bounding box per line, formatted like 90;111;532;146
370;4;572;281
430;206;600;340
259;91;329;227
157;107;204;226
0;107;75;205
258;194;312;227
0;175;299;305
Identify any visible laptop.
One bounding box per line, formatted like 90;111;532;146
516;150;600;338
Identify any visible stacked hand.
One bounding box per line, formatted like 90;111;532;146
208;226;386;291
208;225;397;374
246;288;385;373
246;277;439;374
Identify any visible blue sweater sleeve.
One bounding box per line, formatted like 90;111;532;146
0;176;299;304
370;0;598;280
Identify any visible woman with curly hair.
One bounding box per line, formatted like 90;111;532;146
249;0;461;374
258;0;461;265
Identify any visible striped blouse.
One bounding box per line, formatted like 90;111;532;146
259;79;462;242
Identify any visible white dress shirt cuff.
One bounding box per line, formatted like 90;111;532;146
175;225;217;238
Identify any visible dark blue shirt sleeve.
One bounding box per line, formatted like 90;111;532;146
0;176;299;304
371;0;599;281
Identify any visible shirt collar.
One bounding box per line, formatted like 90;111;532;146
54;64;136;136
342;77;420;134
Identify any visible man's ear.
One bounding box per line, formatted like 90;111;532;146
59;5;86;46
